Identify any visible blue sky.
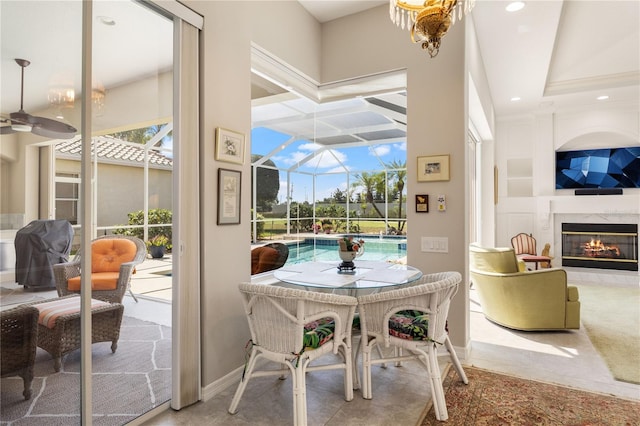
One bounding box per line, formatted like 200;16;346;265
252;127;406;203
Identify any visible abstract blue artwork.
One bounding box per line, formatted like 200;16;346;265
556;147;640;189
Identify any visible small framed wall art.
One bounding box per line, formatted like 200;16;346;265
415;194;429;212
215;127;245;165
217;168;241;225
417;154;450;182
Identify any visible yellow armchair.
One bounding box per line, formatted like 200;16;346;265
469;244;580;331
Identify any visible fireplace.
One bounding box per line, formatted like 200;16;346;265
561;223;638;271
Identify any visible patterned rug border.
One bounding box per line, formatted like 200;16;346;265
418;365;640;425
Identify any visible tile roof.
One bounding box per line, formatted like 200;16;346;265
55;135;172;168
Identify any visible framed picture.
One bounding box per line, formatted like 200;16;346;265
217;168;241;225
215;127;245;165
415;194;429;212
417;154;450;182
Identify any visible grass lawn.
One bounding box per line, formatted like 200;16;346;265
257;219;406;237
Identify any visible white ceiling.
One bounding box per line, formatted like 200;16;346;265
299;0;639;119
1;1;639;137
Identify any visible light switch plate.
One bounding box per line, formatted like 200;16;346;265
421;237;449;253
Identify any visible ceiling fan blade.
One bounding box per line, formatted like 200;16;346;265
0;126;16;135
31;116;77;139
5;59;77;140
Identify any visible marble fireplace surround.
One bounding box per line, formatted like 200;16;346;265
551;194;640;287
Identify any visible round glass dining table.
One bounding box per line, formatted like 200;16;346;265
271;260;423;292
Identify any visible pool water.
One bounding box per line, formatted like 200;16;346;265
284;237;407;265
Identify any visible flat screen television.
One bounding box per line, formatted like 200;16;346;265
555;147;640;189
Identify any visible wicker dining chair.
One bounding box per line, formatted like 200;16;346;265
356;271;468;422
53;235;146;303
1;305;39;400
228;282;358;426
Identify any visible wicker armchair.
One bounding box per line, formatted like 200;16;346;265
1;305;39;400
53;235;146;303
356;271;468;422
229;282;358;426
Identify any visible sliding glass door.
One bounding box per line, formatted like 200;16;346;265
0;0;205;422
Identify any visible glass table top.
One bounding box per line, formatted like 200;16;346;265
272;260;423;290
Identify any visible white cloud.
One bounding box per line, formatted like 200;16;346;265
298;142;322;152
305;149;348;169
396;142;407;151
371;145;391;157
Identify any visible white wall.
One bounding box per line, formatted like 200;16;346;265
322;5;470;348
183;0;324;389
184;0;478;389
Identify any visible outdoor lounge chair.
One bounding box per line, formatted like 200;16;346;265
1;305;39;400
54;235;146;303
251;242;289;274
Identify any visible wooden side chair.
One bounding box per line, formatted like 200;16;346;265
511;233;537;256
511;233;552;269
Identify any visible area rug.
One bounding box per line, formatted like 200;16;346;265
420;366;640;425
576;284;640;384
1;315;171;424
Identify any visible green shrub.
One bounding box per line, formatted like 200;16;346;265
114;208;172;249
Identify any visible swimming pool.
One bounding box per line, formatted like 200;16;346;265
284;237;407;264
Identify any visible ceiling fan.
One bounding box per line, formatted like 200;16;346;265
0;58;77;139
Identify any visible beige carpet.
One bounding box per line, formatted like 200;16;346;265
1;314;171;424
576;284;640;385
420;366;640;425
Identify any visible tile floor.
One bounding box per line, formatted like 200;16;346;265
3;261;638;425
141;282;640;426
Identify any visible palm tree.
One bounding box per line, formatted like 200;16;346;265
353;172;385;218
386;160;407;232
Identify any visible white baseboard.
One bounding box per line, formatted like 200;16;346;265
201;365;244;401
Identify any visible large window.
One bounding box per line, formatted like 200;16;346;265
251;87;408;241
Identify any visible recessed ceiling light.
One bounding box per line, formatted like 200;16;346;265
97;16;116;26
506;2;525;12
596;95;609;101
510;97;521;102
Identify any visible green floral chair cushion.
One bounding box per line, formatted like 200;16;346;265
303;318;335;349
389;310;432;341
352;313;361;330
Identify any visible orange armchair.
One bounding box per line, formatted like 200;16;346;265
53;235;146;303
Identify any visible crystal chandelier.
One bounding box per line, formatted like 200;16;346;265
389;0;475;58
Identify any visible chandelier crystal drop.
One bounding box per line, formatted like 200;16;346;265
389;0;475;58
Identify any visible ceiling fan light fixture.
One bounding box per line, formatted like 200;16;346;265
11;123;32;132
9;111;33;132
389;0;475;58
2;58;77;139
